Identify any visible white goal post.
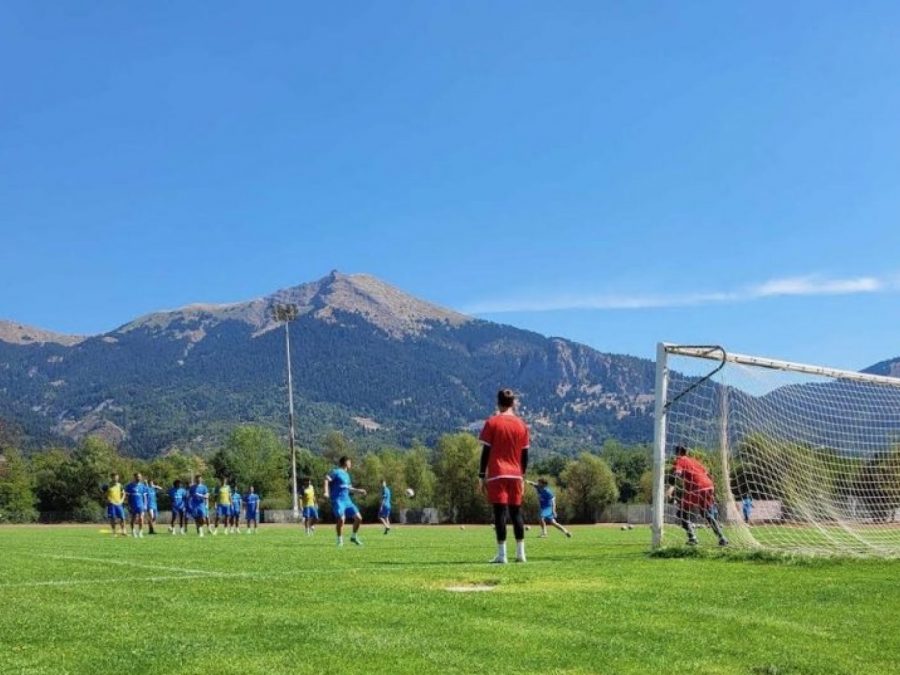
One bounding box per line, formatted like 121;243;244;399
652;342;900;556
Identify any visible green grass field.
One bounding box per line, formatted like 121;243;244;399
1;524;898;674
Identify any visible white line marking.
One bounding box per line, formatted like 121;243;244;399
0;574;213;589
34;553;249;578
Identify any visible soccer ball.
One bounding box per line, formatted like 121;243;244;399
620;525;628;531
405;488;415;498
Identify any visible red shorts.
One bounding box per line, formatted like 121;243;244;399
486;477;524;506
682;487;714;511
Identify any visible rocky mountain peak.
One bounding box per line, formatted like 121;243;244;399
0;320;85;346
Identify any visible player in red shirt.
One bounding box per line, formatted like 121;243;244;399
479;388;530;563
665;445;728;546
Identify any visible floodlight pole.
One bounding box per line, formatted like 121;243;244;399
274;304;300;520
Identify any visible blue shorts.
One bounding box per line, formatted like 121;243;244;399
107;504;125;520
378;506;391;519
303;506;319;519
172;504;186;515
128;501;146;515
216;504;230;518
540;507;555;521
246;510;258;521
193;505;208;519
230;506;241;518
331;499;359;521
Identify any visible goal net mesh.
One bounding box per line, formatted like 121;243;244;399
661;347;900;556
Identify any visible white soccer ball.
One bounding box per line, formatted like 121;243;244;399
405;488;415;498
620;525;628;531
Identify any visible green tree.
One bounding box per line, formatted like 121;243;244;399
560;452;618;523
433;433;488;523
637;469;654;503
32;449;72;514
68;437;125;521
220;426;290;506
404;445;436;506
322;430;351;465
0;447;37;523
355;453;385;516
297;447;330;484
531;454;569;480
601;440;651;503
854;446;900;523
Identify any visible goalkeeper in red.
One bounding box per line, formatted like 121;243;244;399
666;445;728;547
479;388;530;564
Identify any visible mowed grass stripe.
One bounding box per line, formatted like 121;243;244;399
0;525;898;674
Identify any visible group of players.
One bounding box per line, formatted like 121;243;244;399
101;388;723;558
102;473;262;537
474;388;725;563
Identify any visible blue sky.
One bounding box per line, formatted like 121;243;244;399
1;2;899;369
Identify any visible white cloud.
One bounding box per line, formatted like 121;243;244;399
463;274;890;314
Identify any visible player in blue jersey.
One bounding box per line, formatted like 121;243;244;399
230;486;242;534
191;475;210;536
324;456;367;546
143;478;163;535
168;479;189;534
125;472;148;538
244;486;260;533
526;478;572;538
378;480;392;535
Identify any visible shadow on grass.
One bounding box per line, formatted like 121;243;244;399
647;546;864;567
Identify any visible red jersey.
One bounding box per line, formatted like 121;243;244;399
672;455;714;492
479;413;530;480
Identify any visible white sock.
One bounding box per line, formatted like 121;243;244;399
516;540;526;560
497;542;507;559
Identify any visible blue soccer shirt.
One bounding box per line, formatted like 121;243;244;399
537;486;554;510
169;487;187;509
328;468;352;501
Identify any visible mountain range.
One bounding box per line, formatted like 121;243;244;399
0;272;657;457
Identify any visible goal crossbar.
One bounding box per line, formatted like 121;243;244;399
663;343;900;389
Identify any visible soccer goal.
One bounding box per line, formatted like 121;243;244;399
652;343;900;557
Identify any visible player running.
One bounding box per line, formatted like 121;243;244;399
168;479;188;534
666;445;728;547
324;456;366;547
378;479;392;535
213;477;232;535
102;473;127;537
526;478;572;538
190;475;210;536
479;388;530;564
301;478;318;536
230;486;242;534
124;472;149;538
244;486;260;533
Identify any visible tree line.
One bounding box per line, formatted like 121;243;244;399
0;426;661;524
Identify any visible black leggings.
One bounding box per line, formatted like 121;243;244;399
493;504;525;542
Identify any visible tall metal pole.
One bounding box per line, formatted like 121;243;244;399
651;342;669;549
274;303;300;521
284;318;300;520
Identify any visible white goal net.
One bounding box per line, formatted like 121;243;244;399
652;344;900;557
